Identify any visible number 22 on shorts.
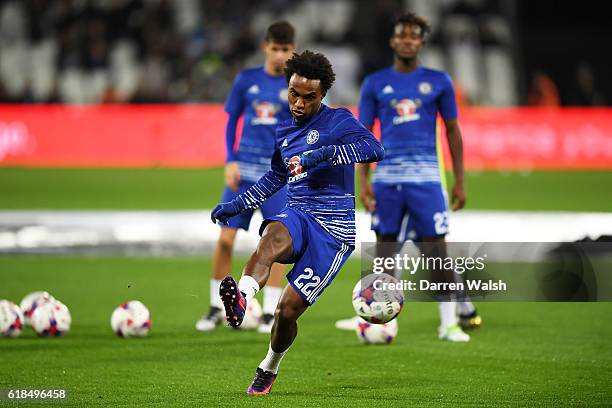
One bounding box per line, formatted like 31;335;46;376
294;268;321;296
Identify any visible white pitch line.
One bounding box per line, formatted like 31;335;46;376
0;210;611;256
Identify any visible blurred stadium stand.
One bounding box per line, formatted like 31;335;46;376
0;0;609;106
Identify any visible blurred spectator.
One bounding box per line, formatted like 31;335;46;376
527;72;560;107
0;0;608;106
569;61;606;106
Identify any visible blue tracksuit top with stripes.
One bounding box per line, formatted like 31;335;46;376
232;104;384;246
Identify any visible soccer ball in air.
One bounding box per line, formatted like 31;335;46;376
20;291;54;325
30;299;72;336
0;300;24;337
111;300;151;337
352;273;404;324
355;317;398;344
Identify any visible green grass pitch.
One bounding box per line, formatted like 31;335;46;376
1;168;611;405
1;167;612;211
1;255;611;406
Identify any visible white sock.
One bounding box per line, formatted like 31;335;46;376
263;286;282;316
259;343;288;374
210;279;224;309
238;275;259;302
453;272;476;316
439;301;458;329
456;299;476;316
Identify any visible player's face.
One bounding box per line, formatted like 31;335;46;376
287;73;323;122
390;23;424;60
263;41;295;74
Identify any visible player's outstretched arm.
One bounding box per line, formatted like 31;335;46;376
300;110;384;170
300;140;384;170
211;149;287;225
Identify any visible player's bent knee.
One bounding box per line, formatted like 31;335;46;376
274;298;303;323
274;303;296;323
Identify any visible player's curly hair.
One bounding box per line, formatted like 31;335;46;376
395;12;431;38
284;50;336;95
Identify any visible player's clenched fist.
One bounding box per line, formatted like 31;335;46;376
451;183;466;211
211;201;240;225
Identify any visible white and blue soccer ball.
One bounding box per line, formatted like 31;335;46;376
355;317;398;344
30;299;72;337
111;300;151;337
352;273;404;324
20;291;54;325
0;300;24;337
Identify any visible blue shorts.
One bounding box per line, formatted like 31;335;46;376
260;208;353;305
221;181;287;231
371;182;449;241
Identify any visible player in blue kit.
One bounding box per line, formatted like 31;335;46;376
335;13;481;341
211;50;384;394
196;22;295;334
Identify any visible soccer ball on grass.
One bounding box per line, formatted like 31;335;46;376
30;299;72;337
0;300;24;337
355;317;398;344
111;300;151;337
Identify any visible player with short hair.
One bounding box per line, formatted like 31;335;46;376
335;12;481;341
211;50;384;395
196;21;295;334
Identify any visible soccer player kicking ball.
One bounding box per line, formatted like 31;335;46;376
211;50;384;395
335;13;481;340
196;22;295;334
